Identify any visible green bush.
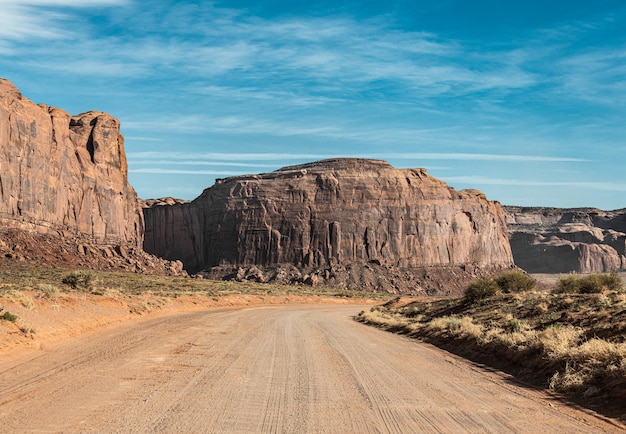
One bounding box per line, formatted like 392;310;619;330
508;319;522;333
495;270;536;293
62;271;95;291
597;272;623;292
464;277;500;303
554;272;623;294
2;311;18;322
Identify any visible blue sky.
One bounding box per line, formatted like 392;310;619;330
1;0;625;209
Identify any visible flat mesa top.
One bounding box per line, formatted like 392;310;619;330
275;158;392;172
209;158;432;192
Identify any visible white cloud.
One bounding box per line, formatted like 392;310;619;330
2;2;542;101
0;4;66;39
379;153;588;162
0;0;126;41
443;176;626;191
126;151;330;161
555;47;626;104
129;168;241;176
194;85;343;106
0;0;124;5
132;160;277;168
126;151;585;164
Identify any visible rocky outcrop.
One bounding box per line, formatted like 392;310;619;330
505;207;626;273
144;159;513;293
0;78;184;275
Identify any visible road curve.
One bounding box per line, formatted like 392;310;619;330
0;305;620;433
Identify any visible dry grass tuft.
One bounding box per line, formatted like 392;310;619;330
539;326;583;359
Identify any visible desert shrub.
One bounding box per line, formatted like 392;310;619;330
553;275;581;294
578;274;608;294
357;309;409;329
554;273;623;294
453;316;484;339
62;271;95;291
446;317;461;331
594;272;623;292
508;318;522;333
36;283;59;298
2;311;18;322
495;270;536;293
464;277;500;303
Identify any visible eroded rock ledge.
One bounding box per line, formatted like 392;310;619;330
144;158;514;294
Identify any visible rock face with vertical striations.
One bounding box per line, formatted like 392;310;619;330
144;159;514;293
0;78;183;274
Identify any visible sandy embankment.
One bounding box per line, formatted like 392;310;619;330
0;289;378;357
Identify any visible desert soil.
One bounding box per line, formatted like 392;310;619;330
0;305;621;433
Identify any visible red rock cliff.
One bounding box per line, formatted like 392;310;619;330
0;78;142;246
144;159;513;278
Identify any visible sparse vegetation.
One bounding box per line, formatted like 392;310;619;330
495;270;536;293
464;270;536;303
36;283;59;299
359;271;626;421
2;310;18;322
554;272;623;294
62;271;95;291
0;262;392;301
464;277;500;302
508;318;522;333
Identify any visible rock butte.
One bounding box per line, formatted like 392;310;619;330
505;206;626;273
0;79;183;274
144;159;514;293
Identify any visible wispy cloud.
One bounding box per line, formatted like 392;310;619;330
0;0;126;40
194;85;343;107
132;160;278;168
555;47;626;105
129;168;241;176
444;176;626;192
126;152;330;161
379;153;589;162
4;3;541;101
126;151;587;163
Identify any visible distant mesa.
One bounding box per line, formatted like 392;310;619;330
505;206;626;273
143;158;514;294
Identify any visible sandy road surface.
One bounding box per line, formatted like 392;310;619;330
0;305;621;433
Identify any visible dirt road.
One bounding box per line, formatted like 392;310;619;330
0;305;621;433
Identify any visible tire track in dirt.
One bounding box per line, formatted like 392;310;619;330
0;305;622;433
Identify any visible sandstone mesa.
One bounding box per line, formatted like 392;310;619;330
143;158;514;294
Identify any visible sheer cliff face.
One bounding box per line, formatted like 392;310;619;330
144;159;513;273
0;79;142;246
